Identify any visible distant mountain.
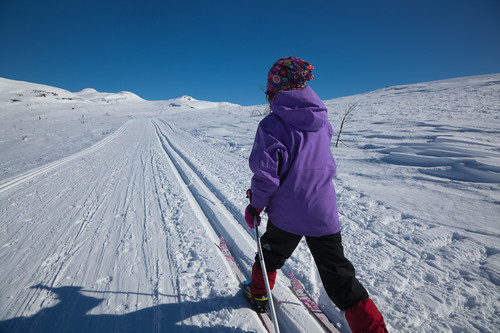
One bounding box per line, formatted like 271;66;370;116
74;88;145;103
0;77;239;109
161;95;239;109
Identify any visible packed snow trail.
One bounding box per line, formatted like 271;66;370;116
0;118;327;332
0;119;255;331
0;121;131;195
151;119;328;332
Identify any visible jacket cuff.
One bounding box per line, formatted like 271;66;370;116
251;196;267;210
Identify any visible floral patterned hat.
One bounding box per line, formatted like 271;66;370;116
265;56;314;96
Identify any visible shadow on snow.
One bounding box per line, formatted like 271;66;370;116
0;284;250;333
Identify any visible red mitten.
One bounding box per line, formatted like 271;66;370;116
245;205;263;229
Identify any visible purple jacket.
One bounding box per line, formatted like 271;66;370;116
249;86;340;236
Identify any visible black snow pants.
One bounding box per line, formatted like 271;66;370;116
255;220;369;311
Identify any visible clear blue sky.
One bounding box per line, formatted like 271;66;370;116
1;0;499;105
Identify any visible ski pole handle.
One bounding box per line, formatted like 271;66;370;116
246;189;252;202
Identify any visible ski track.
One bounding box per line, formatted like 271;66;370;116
0;118;329;332
0;119;252;332
151;119;327;332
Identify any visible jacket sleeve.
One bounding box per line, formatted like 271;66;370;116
249;121;287;209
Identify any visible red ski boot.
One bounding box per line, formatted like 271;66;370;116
345;298;388;333
244;263;277;313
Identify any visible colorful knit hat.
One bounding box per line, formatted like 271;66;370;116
265;56;314;96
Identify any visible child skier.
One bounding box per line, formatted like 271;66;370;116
245;56;388;332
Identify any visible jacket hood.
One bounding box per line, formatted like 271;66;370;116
270;85;328;132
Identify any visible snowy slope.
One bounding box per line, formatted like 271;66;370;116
162;95;239;109
0;74;499;332
74;88;145;103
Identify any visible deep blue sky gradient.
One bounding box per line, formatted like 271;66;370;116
1;0;499;105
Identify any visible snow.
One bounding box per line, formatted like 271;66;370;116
74;88;145;103
0;74;499;332
163;95;240;109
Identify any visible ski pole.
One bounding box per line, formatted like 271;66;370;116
246;189;280;333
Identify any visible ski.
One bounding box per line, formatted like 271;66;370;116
289;272;341;333
219;237;277;332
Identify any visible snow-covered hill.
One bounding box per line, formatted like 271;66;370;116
0;74;499;332
74;88;145;103
0;78;237;108
163;95;239;109
0;77;86;104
